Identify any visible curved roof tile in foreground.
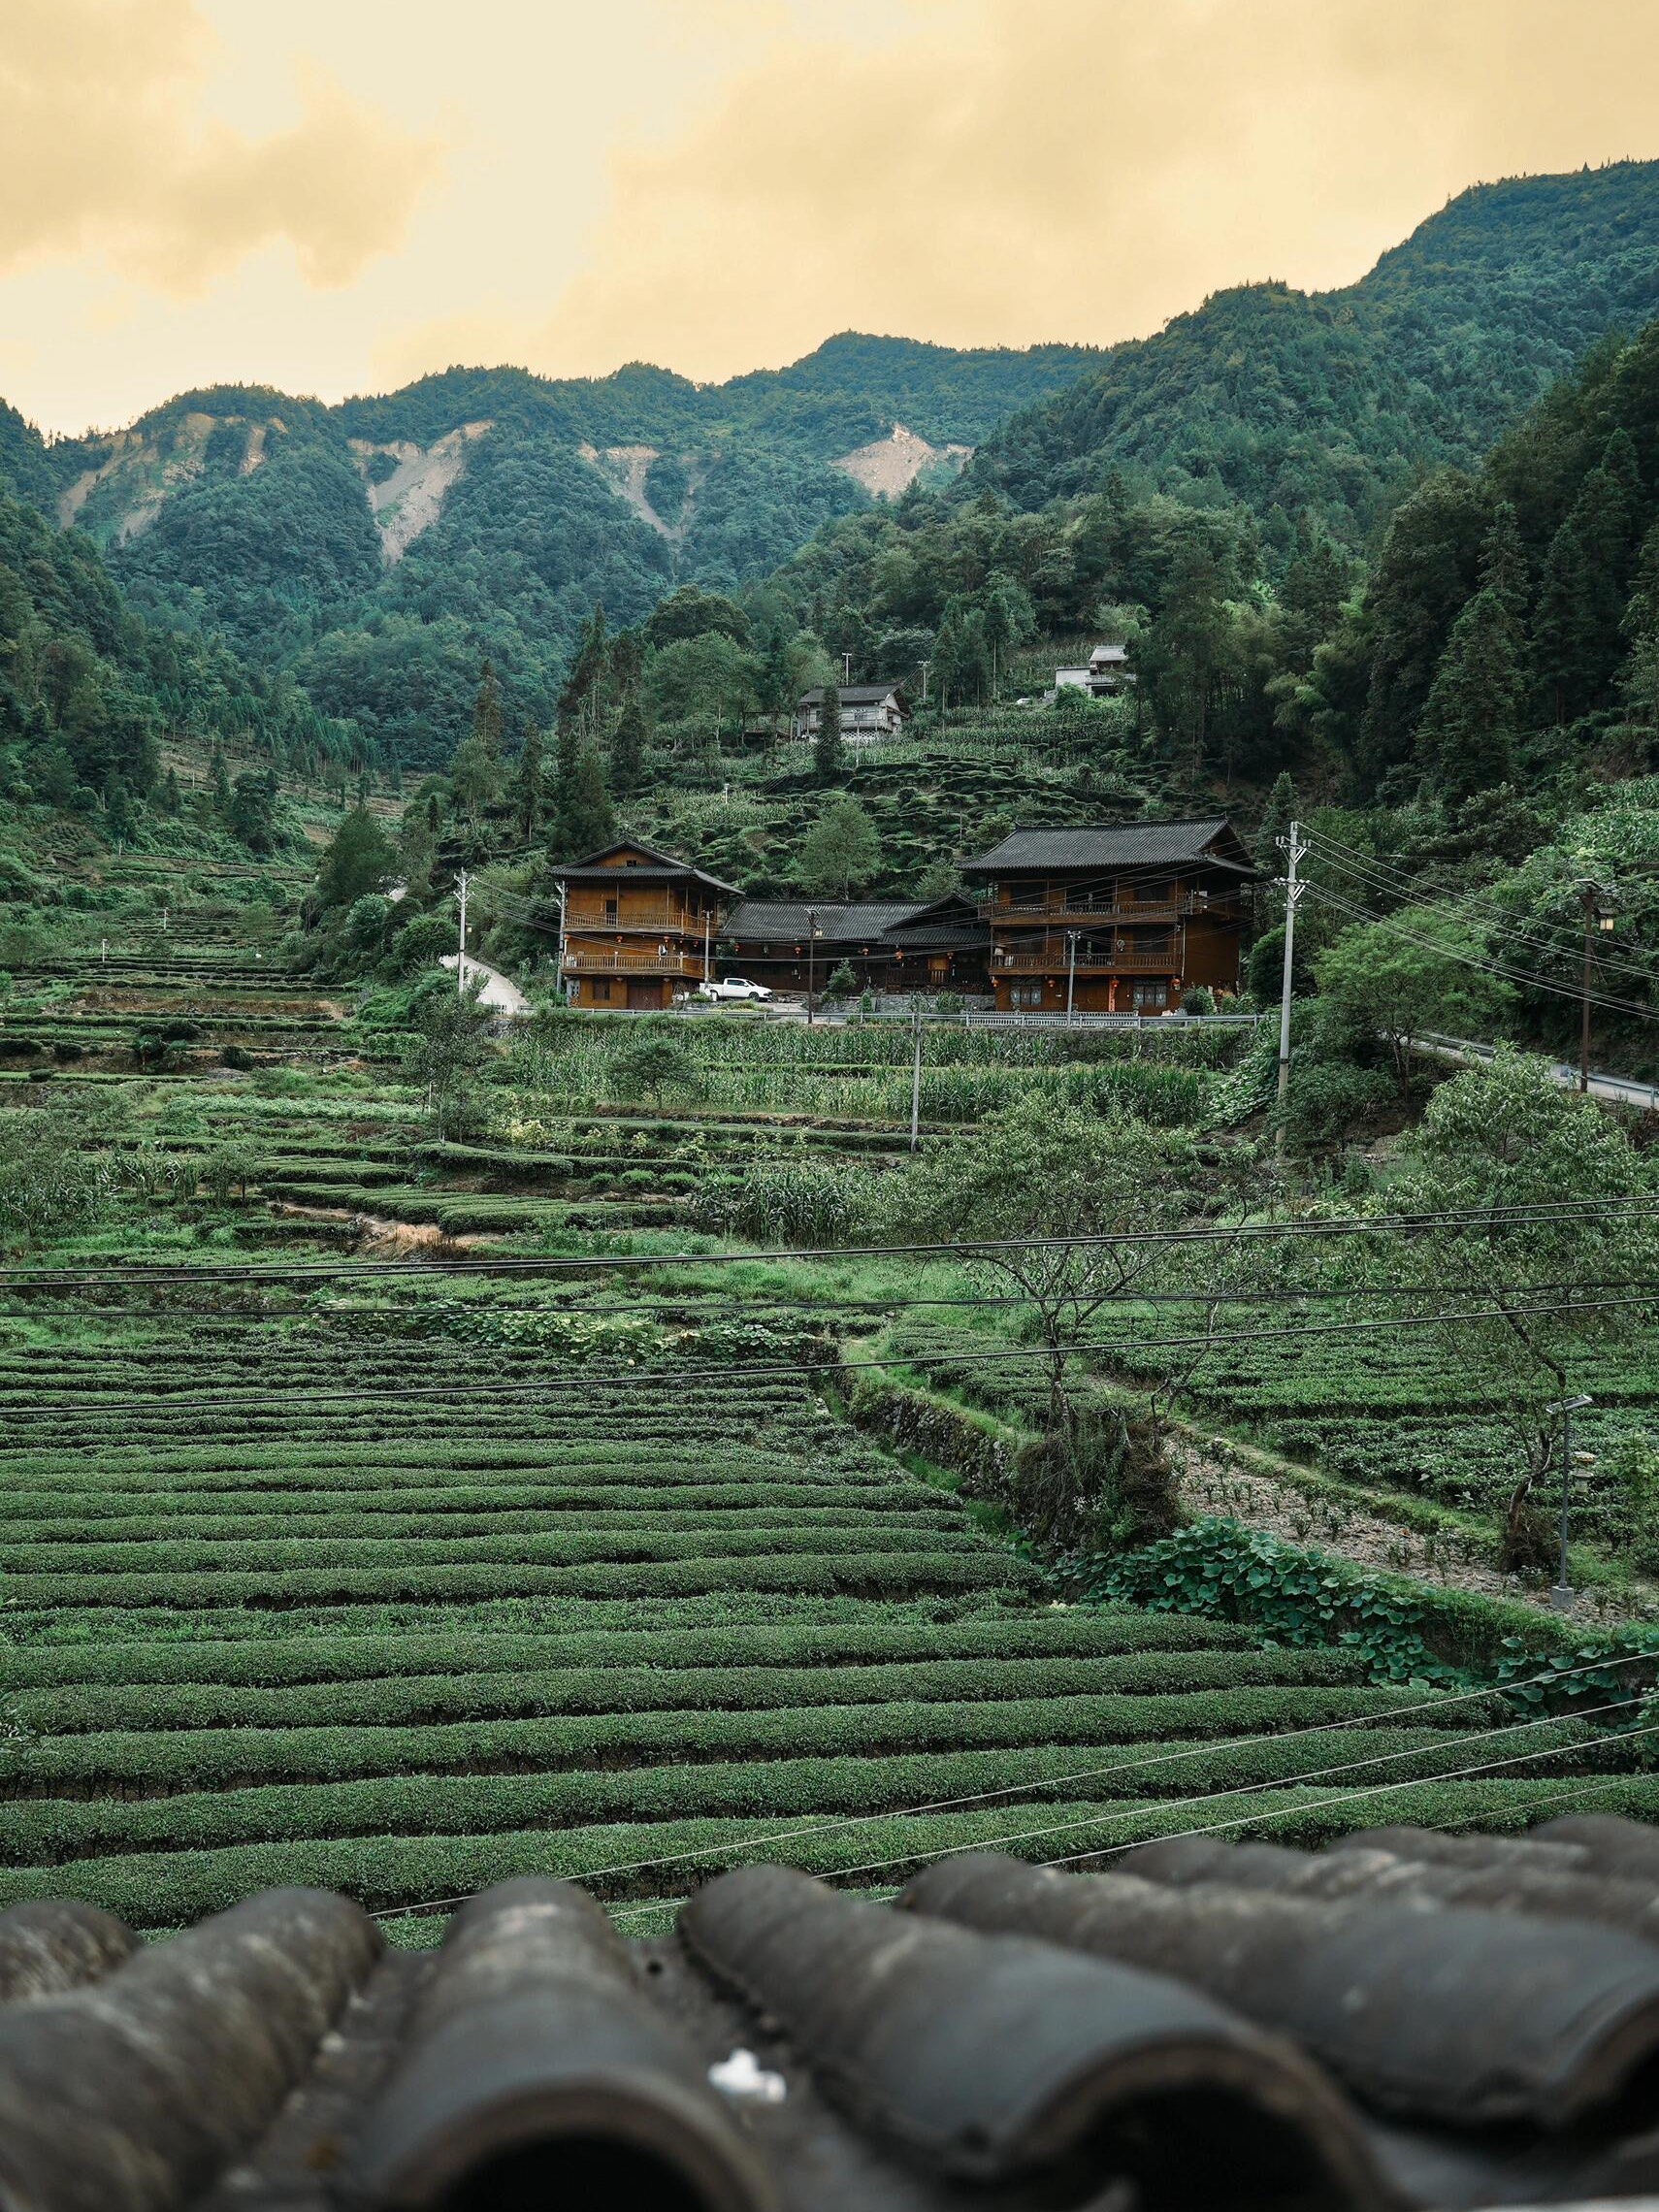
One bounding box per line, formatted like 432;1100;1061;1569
5;1818;1659;2210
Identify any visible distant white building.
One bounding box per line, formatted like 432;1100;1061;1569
1056;643;1135;698
793;684;906;745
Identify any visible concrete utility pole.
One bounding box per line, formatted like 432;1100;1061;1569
703;910;712;985
456;869;469;998
909;999;924;1153
842;653;853;684
1577;881;1618;1092
1275;820;1310;1126
806;909;819;1027
1065;929;1079;1025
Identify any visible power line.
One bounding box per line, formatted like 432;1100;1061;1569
1303;832;1659;992
10;1291;1655;1420
5;1195;1655;1290
1306;884;1659;1023
602;1691;1659;1928
371;1645;1659;1925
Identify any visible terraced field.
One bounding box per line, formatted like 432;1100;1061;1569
2;1305;1643;1940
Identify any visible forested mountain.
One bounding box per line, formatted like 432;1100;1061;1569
969;163;1659;548
1;159;1653;780
0;338;1098;768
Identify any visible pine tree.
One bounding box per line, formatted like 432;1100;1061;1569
160;766;181;816
1618;519;1659;733
211;749;231;814
1533;433;1646;723
511;720;545;838
558;606;609;735
814;683;844;783
1417;582;1523;797
1480;499;1528;622
450;661;507;820
611;690;647;797
551;722;581;848
564;740;614;852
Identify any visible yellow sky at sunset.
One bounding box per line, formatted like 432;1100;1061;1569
2;0;1656;437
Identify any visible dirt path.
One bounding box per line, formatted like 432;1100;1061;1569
1170;1431;1659;1629
268;1201;489;1255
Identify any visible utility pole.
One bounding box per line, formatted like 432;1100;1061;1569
1577;881;1618;1093
1065;929;1079;1025
1550;1393;1593;1610
1275;820;1310;1131
920;661;931;705
842;653;853;684
553;889;567;1003
456;869;469;998
703;909;712;985
909;999;924;1153
806;909;818;1027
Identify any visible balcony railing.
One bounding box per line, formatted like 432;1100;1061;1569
564;898;704;931
985;892;1237;925
992;939;1180;975
563;948;706;976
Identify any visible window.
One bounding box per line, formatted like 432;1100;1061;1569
602;895;618;922
1011;980;1044;1010
1132;981;1168;1011
593;980;612;1002
1137;880;1173;903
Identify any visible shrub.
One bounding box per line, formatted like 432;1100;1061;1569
221;1045;254;1072
1180;985;1215;1017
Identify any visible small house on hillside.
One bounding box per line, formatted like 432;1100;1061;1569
793;685;906;745
1055;643;1135;698
549;838;739;1011
961;818;1252;1014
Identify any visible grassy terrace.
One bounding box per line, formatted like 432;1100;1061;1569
0;1301;1638;1937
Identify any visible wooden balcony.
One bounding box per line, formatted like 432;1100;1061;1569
984;891;1237;926
564;897;704;931
563;947;706;977
992;938;1180;975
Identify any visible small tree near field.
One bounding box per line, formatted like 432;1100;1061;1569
1315;908;1511;1093
609;1029;699;1109
315;807;395;912
404;976;496;1139
892;1099;1227;1547
1390;1051;1659;1571
799;795;879;899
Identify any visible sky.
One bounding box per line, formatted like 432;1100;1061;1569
2;0;1656;438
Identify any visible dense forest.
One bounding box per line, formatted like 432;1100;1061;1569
0;160;1650;771
0;471;372;854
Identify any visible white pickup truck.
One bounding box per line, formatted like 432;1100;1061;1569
695;976;774;1003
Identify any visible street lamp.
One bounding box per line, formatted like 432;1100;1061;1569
1577;881;1619;1093
1546;1392;1594;1610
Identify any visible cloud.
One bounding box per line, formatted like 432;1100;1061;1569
0;0;439;291
378;0;1659;388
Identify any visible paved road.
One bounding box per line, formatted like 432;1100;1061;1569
1415;1031;1659;1112
439;953;529;1017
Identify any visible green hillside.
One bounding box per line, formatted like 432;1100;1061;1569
969;163;1659;542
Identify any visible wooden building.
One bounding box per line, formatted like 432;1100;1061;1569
720;895;990;996
793;684;906;745
960;819;1252;1015
1055;643;1136;698
551;839;740;1011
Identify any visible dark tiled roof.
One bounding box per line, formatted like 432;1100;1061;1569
9;1816;1659;2209
550;838;742;898
962;818;1252;873
723;900;929;945
797;685;904;707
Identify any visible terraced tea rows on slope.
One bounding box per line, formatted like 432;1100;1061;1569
0;1315;1640;1936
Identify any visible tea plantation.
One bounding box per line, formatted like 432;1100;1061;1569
3;1295;1647;1938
